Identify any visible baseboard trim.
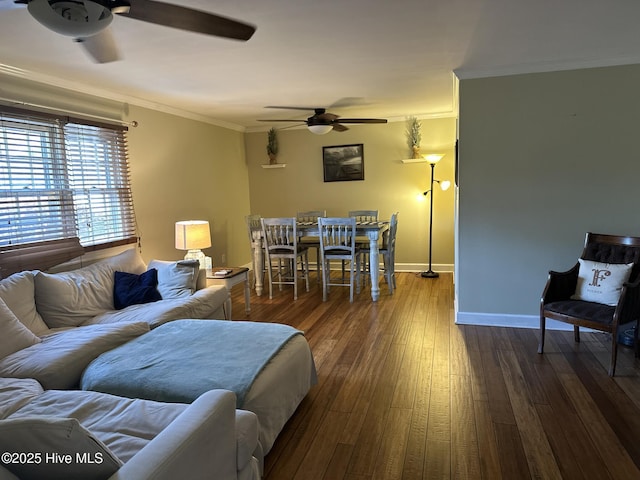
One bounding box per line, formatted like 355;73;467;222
246;262;454;274
395;263;454;273
455;311;578;331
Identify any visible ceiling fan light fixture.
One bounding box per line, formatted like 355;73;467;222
308;124;333;135
28;0;113;37
109;1;131;15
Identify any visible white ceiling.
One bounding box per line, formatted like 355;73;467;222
1;0;640;131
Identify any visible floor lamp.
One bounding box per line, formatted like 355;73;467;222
421;154;450;278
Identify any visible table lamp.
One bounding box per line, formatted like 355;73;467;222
175;220;211;269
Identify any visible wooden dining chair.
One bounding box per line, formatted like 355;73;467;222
348;210;379;283
318;217;362;302
244;214;263;288
379;212;398;294
297;210;326;283
261;217;310;300
297;210;326;222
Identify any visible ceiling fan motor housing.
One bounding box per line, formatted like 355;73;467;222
27;0;113;37
307;115;331;126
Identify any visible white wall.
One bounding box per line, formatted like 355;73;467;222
457;64;640;327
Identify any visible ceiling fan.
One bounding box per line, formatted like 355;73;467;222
0;0;256;63
260;106;388;134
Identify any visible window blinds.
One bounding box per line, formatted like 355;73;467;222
0;106;137;257
0;111;77;246
64;123;136;246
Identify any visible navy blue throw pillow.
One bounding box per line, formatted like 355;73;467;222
113;269;162;310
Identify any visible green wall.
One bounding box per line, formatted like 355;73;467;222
244;118;457;270
125;105;251;266
2;73;459;273
457;64;640;326
1;74;251;267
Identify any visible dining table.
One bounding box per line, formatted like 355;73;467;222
248;220;390;301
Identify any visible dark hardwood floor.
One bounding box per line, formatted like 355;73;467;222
227;271;640;479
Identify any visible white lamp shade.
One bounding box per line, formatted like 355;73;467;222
308;124;333;135
423;153;444;164
175;221;211;250
440;180;451;191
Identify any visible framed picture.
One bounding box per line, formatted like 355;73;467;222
322;144;365;182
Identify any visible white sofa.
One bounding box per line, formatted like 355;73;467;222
32;247;230;330
0;247;313;477
0;378;261;480
0;247;231;389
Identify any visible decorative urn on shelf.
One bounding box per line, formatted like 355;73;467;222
266;127;279;164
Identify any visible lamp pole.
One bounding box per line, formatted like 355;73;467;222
421;161;439;278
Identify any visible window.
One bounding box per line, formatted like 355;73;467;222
0;107;137;250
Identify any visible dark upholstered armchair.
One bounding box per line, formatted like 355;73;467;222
539;232;640;376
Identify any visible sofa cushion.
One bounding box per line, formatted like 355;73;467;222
0;322;149;390
147;259;199;299
95;247;147;273
0;298;40;359
113;269;162;310
544;299;616;326
0;416;122;480
0;271;49;336
84;285;230;328
235;410;259;471
11;389;187;463
0;378;43;420
34;248;147;329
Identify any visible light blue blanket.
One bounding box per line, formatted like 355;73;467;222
80;319;302;406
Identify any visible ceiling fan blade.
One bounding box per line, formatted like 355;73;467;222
332;123;349;132
337;118;388;124
275;123;303;131
122;0;256;41
265;106;324;111
258;119;306;123
75;27;120;63
330;97;370;108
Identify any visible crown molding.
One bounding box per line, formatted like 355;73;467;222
0;64;246;132
454;55;640;80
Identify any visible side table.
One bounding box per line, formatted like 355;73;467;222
206;267;250;314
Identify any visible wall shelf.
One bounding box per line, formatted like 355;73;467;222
401;153;444;164
261;164;286;169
